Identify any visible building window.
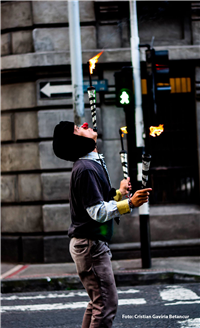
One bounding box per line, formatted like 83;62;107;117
94;1;130;49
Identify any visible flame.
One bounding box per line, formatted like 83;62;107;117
120;126;128;137
149;124;164;137
89;51;104;75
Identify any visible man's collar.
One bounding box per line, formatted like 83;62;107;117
79;152;104;160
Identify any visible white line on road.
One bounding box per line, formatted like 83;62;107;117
1;291;88;301
119;298;146;305
1;302;89;312
1;298;146;313
160;286;200;302
1;289;140;301
165;300;200;306
178;318;200;328
118;289;140;294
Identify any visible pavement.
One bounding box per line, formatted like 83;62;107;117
1;256;200;294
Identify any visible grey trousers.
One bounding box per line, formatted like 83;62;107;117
69;237;118;328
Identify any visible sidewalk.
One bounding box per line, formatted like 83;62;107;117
1;257;200;293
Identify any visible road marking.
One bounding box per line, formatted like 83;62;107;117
160;286;200;302
1;291;88;301
178;318;200;327
1;302;89;312
165;300;200;306
1;265;28;280
1;298;146;313
119;298;146;305
118;289;140;294
1;289;140;301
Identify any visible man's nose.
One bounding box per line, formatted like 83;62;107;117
81;122;88;129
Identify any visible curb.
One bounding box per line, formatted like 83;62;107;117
1;270;200;294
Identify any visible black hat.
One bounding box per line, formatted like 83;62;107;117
53;121;96;162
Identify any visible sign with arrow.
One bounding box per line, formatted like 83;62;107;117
40;81;73;99
36;79;73;106
36;78;108;107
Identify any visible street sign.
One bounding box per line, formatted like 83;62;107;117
36;78;108;107
39;81;73;99
40;82;73;98
83;79;108;92
36;79;73;106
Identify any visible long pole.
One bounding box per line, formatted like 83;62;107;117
68;0;85;125
129;0;151;268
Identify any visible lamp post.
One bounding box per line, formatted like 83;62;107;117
130;0;151;268
68;0;85;125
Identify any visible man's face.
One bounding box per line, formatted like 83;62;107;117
74;125;98;142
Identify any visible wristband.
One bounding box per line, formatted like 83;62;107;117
128;198;134;208
113;189;122;202
116;199;130;215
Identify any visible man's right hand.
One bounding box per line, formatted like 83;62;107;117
130;188;152;207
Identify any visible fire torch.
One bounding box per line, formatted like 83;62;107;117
141;154;152;189
87;51;104;132
139;124;164;267
119;126;129;180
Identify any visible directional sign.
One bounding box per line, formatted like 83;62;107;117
40;83;73;98
36;78;108;107
39;81;73;99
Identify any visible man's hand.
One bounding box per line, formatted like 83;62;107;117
130;188;152;207
119;177;132;197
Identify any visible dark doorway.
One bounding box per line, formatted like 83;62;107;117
143;61;199;204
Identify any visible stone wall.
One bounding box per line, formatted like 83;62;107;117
1;1;96;56
1;1;200;263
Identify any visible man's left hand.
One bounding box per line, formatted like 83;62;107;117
119;177;132;196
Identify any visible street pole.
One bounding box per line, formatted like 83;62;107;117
68;0;85;125
129;0;151;268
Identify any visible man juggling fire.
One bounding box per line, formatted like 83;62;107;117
53;119;151;328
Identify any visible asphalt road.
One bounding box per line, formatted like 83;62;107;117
1;283;200;328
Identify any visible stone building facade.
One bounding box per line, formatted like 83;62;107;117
1;1;200;263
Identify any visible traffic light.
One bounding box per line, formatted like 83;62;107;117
153;50;171;93
146;49;171;94
114;67;134;107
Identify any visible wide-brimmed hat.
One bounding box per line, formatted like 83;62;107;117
53;121;96;162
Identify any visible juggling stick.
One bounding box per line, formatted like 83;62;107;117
120;150;129;180
141;154;152;189
87;86;97;132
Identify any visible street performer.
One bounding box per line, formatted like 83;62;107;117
53;120;152;328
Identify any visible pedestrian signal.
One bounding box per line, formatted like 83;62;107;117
119;89;132;105
114;67;134;107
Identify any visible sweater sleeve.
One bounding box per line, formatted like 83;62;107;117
86;199;130;223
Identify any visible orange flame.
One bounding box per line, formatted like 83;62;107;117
149;124;164;137
120;126;128;137
89;51;104;75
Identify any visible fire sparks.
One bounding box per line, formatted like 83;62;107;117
149;124;164;137
120;126;128;137
89;51;104;74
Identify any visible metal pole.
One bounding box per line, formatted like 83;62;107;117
68;0;85;125
129;0;151;268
